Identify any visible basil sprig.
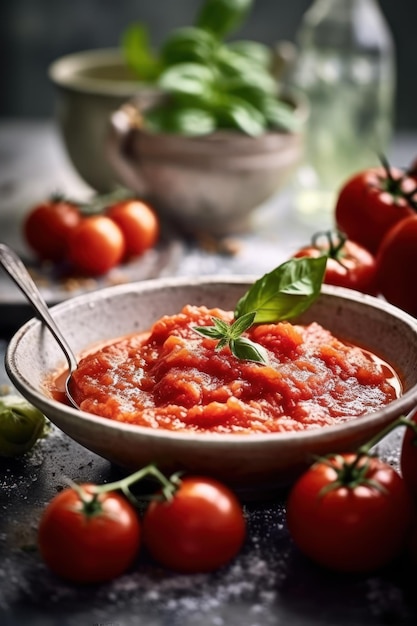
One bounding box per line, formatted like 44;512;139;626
193;256;327;364
194;311;270;364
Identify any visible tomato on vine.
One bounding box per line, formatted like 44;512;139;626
67;215;126;275
37;464;246;582
23;197;81;261
38;484;141;583
286;451;413;573
293;230;378;295
106;199;160;258
142;475;246;573
335;163;417;255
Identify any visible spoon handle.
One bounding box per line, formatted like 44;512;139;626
0;243;78;372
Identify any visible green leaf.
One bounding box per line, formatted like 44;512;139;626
194;325;225;340
157;63;216;100
215;95;266;136
212;317;233;334
264;98;301;133
161;27;219;67
227;40;272;68
144;105;216;136
235;256;327;323
195;0;254;39
230;337;269;364
228;311;256;338
121;22;161;81
216;47;276;93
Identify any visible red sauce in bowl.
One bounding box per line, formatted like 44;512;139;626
56;305;400;434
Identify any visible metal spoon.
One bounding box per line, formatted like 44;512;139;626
0;243;79;409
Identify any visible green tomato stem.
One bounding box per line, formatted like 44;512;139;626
90;463;179;503
357;414;417;456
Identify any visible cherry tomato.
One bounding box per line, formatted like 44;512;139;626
67;215;125;275
335;166;417;255
293;230;378;295
23;199;81;261
142;476;246;573
375;215;417;316
38;484;141;583
400;409;417;500
286;453;413;573
107;199;159;258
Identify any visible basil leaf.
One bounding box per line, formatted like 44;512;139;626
144;105;216;136
121;22;161;81
212;317;233;334
195;0;254;39
227;40;272;68
161;27;219;67
217;48;276;93
230;337;269;365
158;63;216;100
229;311;256;338
264;97;301;133
216;96;266;136
235;256;327;323
194;325;225;340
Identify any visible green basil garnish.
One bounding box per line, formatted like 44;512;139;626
193;256;327;364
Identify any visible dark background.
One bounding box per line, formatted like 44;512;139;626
1;0;416;130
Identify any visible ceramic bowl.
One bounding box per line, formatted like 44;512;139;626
106;92;308;236
6;277;417;498
48;48;159;192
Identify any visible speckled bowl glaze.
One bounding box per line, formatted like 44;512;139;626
6;277;417;497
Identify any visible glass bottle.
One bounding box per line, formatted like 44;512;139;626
290;0;396;222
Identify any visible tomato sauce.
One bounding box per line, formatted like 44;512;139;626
59;305;400;434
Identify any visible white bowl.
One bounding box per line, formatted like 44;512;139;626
107;92;308;236
48;48;159;192
6;277;417;498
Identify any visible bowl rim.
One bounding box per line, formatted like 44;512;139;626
6;276;417;447
48;47;150;96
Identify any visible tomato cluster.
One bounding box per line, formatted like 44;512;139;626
286;412;417;573
294;159;417;316
23;196;160;276
333;160;417;316
37;470;246;583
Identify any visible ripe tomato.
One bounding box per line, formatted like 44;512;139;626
38;484;141;583
400;409;417;500
67;215;125;275
375;215;417;316
293;231;377;295
286;453;413;573
23;199;81;261
335;166;417;255
107;199;159;258
142;476;246;573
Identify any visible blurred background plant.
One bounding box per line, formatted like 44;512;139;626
120;0;299;136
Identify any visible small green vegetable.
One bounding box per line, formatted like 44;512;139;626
0;395;46;457
194;256;327;364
